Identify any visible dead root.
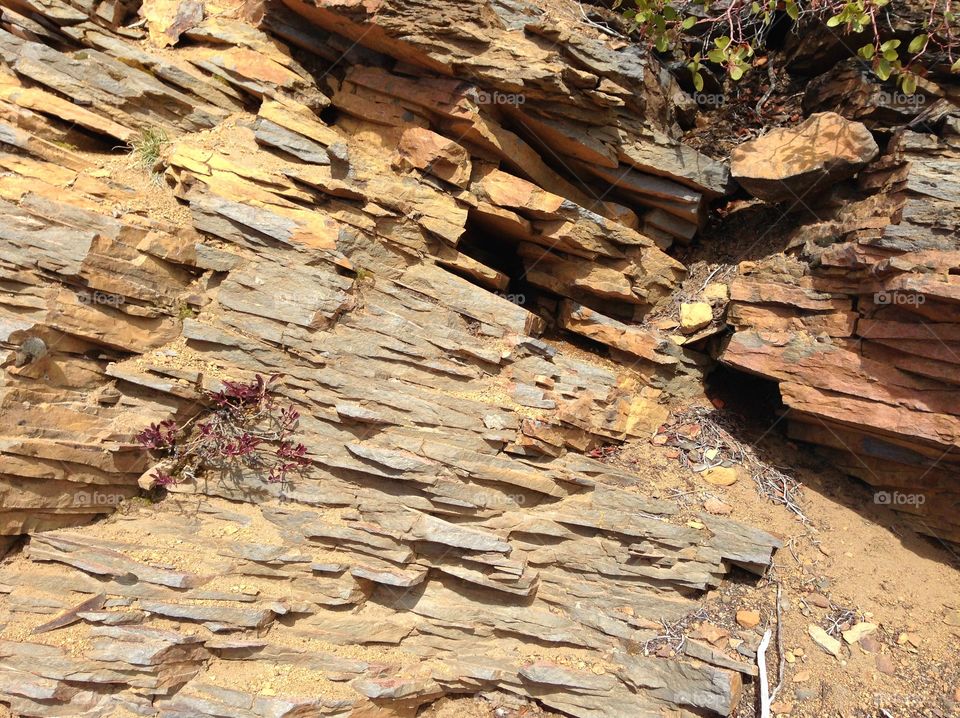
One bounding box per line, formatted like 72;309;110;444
655;406;810;524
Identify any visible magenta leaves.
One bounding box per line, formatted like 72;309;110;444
135;419;178;451
211;374;273;408
272;440;308;484
152;470;177;487
136;374;310;488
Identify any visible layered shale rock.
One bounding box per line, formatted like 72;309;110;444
254;0;732;243
722;111;960;543
3;0;955;713
730;112;880;203
0;0;714;540
0;493;779;716
0;0;786;715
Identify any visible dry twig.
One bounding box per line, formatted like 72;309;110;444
823;604;862;637
770;583;786;702
659;406;809;523
577;2;627;38
642;607;708;656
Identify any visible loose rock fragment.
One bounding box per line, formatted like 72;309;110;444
808;624;843;658
680;302;713;333
736;610;761;629
702;467;739;487
731;112;879;202
842;622;877;644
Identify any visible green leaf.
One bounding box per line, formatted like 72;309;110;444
901;73;917;95
785;0;798;20
877;57;892;81
707;49;726;63
858;44;875;60
730;65;744;81
682;15;697;29
655;34;669;52
715;35;731;50
826;14;843;27
882;49;899;61
880;39;900;52
908;34;927;54
693;71;704;92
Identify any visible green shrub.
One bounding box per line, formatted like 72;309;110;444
617;0;958;93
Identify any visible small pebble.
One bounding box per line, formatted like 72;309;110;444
876;655;897;675
736;610;761;629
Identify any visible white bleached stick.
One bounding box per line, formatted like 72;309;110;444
757;627;773;718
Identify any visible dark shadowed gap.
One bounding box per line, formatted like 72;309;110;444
706;363;785;431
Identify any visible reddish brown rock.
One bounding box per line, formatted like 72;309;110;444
722;119;960;544
394;126;471;188
876;655;897;675
703;498;733;515
736;610;761;629
731;112;879;202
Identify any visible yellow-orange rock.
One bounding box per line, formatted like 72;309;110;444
680;302;713;334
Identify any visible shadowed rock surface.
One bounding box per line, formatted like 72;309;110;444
722;114;960;543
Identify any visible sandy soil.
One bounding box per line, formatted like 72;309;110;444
613;407;960;718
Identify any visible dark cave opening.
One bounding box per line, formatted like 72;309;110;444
446;218;559;328
705;363;786;433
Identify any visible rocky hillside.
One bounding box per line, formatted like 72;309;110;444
723;109;960;544
0;0;957;716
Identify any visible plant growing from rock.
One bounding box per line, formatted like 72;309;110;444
617;0;959;92
127;127;169;173
136;374;310;489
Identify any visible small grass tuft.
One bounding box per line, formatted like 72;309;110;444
128;127;169;170
175;301;196;320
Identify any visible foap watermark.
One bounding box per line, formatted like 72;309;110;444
877;90;927;109
72;490;126;507
478;492;527;508
693;92;725;107
874;490;926;507
266;291;309;309
872;691;925;703
78;290;125;308
874;291;925;306
496;292;526;306
468;88;525;106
